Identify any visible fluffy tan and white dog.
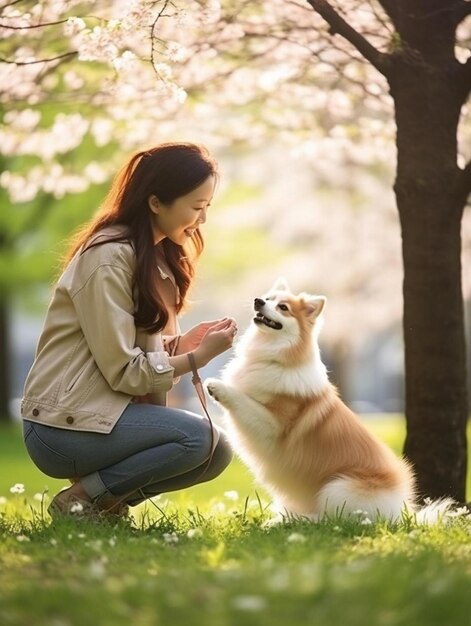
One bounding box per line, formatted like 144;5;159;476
205;278;417;521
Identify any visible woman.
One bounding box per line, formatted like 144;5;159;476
21;143;236;520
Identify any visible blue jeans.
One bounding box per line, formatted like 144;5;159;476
23;403;233;506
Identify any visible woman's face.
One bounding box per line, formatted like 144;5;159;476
149;175;215;245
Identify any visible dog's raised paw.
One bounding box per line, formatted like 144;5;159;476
204;378;225;402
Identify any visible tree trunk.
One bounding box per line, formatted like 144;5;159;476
390;49;468;502
0;293;12;422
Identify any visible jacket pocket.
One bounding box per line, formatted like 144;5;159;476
64;361;100;404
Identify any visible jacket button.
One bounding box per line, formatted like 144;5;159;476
66;416;74;424
32;408;40;417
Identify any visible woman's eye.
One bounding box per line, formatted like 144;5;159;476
278;304;289;311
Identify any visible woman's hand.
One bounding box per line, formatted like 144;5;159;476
166;318;238;376
178;318;233;354
193;318;238;367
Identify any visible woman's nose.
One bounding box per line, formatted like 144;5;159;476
198;208;207;224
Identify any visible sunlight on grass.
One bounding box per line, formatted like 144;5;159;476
1;484;471;626
1;418;471;626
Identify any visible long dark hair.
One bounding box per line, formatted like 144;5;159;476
65;143;218;333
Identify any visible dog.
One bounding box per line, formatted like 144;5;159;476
205;278;418;521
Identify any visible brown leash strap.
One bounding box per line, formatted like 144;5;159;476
187;352;218;475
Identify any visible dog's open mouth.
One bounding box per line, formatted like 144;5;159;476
253;312;283;330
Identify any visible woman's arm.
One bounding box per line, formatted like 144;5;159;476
168;317;236;376
71;258;236;394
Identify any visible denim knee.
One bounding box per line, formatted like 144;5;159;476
200;429;233;481
183;418;215;465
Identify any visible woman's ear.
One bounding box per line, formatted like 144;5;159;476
148;195;160;215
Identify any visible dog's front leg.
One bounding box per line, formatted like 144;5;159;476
205;378;280;443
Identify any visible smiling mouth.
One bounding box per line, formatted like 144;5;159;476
253;312;283;330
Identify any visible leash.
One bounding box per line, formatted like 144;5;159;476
187;351;218;477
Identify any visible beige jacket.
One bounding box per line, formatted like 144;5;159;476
21;228;180;434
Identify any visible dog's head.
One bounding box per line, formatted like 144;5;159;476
252;277;326;340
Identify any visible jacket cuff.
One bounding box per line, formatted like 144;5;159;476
148;351;174;376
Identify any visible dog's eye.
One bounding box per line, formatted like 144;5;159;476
278;303;289;312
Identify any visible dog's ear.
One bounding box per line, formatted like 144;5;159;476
271;276;290;292
303;296;326;319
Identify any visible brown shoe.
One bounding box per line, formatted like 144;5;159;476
94;493;131;518
48;489;99;519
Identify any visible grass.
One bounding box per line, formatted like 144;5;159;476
1;417;471;626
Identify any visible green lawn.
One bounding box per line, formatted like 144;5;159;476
1;417;471;626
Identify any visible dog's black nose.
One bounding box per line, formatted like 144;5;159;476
254;298;265;310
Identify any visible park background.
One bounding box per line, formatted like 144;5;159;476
2;0;471;506
1;3;471;625
3;1;471;422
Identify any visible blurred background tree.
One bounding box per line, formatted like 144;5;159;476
1;0;470;502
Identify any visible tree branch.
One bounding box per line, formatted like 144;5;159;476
304;0;391;77
453;159;471;211
0;0;24;12
0;51;77;65
0;19;68;29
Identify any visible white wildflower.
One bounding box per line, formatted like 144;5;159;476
70;501;84;514
50;538;58;546
88;558;107;580
163;532;179;544
16;535;30;542
210;502;226;514
10;483;25;494
187;528;203;539
0;496;7;505
287;532;307;543
33;492;48;502
267;569;290;591
224;490;239;501
360;517;373;525
232;595;267;611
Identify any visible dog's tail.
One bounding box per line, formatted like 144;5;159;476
411;497;457;525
